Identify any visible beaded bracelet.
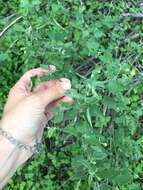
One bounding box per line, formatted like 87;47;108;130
0;128;41;153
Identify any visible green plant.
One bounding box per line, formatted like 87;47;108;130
1;0;143;189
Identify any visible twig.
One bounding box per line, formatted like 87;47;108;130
8;39;18;50
53;18;66;31
75;72;86;79
1;13;17;20
0;16;23;38
121;13;143;18
100;92;111;134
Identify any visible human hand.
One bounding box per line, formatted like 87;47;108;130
0;66;72;152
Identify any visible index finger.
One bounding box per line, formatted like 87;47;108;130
17;65;56;92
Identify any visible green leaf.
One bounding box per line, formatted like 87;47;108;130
102;96;117;109
47;128;56;138
107;80;124;94
86;108;93;127
40;64;51;70
112;171;133;185
53;109;64;124
31;76;41;89
20;0;31;16
89;105;102;117
95;116;110;128
61;125;78;137
64;89;84;100
128;184;141;190
90;146;107;160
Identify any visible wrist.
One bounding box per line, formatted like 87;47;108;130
0;120;33;165
0;115;36;146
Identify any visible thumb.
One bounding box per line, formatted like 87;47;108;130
35;78;71;107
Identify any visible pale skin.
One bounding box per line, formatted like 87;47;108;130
0;65;73;188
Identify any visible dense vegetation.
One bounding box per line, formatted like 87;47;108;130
1;0;143;189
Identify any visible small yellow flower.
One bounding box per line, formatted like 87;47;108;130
130;67;137;77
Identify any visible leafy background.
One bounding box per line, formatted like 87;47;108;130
0;0;143;189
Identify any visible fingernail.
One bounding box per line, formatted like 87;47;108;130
60;78;71;90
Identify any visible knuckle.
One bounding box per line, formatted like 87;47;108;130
9;86;16;96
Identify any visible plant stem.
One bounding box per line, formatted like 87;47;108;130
0;16;23;38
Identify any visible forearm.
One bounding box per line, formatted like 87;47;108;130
0;124;32;189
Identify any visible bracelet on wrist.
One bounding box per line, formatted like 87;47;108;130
0;128;41;153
